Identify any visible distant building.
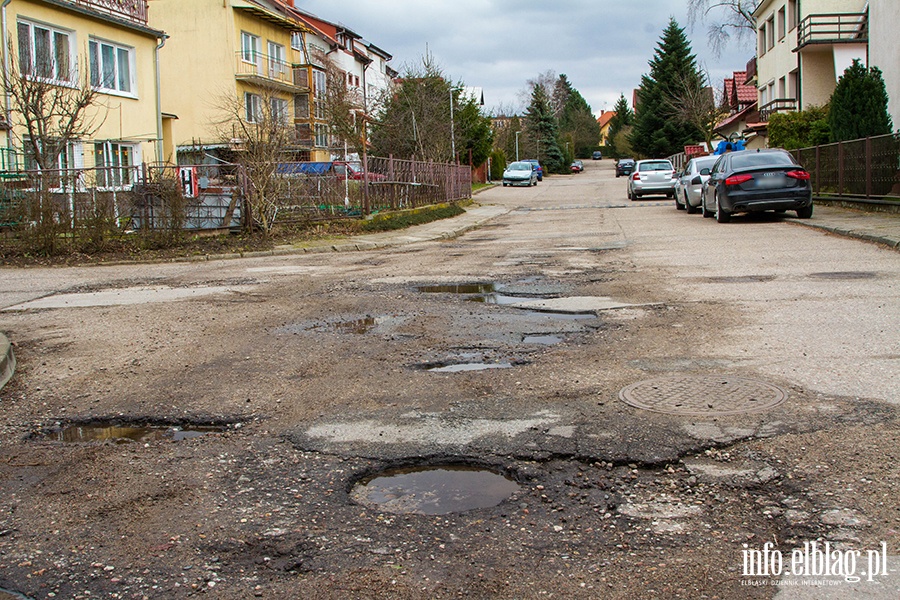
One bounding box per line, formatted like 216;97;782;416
596;111;616;145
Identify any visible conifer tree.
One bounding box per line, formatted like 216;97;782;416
556;75;600;158
629;19;704;158
828;59;893;142
606;94;634;158
525;83;566;173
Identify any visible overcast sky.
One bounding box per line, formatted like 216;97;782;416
297;0;755;117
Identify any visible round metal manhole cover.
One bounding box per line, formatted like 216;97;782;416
619;376;787;416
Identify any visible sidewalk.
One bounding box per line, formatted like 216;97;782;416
785;205;900;249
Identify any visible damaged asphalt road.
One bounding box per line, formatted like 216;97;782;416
1;162;899;599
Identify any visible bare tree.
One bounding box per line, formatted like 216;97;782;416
323;56;365;157
666;71;725;149
687;0;760;56
3;41;104;171
214;83;296;236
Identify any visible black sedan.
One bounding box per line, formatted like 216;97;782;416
615;158;635;178
701;149;813;223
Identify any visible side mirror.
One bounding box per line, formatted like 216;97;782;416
700;168;710;175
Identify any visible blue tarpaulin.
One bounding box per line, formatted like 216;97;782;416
713;140;746;155
277;162;333;175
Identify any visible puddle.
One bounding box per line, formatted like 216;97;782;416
351;465;520;515
523;311;596;320
427;362;513;373
0;590;31;600
43;423;226;443
417;283;496;294
522;334;563;345
470;293;540;305
327;317;379;334
703;275;776;284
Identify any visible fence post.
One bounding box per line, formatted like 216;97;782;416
815;145;820;195
838;141;844;196
865;136;872;198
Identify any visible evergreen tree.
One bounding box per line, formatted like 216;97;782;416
629;19;704;158
556;75;600;158
828;59;893;142
606;94;634;158
525;83;566;173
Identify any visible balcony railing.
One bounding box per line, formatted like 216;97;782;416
68;0;148;25
759;98;797;122
796;13;867;50
235;52;309;91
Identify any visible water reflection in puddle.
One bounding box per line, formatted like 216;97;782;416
470;293;536;305
330;317;379;334
417;283;496;294
46;423;225;443
522;335;562;345
428;362;512;373
352;465;520;515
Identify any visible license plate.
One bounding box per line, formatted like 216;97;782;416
756;176;784;188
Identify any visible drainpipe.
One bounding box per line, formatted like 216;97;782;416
2;0;14;160
154;34;168;165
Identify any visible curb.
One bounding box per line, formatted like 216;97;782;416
785;219;900;250
0;332;15;391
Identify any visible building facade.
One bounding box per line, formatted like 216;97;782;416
1;0;166;171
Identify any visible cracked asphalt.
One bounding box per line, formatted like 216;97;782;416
0;160;898;599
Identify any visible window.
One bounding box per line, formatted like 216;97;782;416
95;141;135;188
241;32;259;66
294;93;310;119
314;123;329;147
767;17;775;50
312;69;326;120
788;71;799;99
788;0;798;30
17;20;74;83
777;8;786;40
244;92;261;123
270;97;288;125
760;85;768;105
267;41;285;78
291;32;303;51
758;24;767;56
89;39;133;94
778;76;786;98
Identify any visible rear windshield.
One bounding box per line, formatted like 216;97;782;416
640;161;673;171
730;152;796;170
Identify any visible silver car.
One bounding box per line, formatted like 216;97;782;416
627;159;677;200
502;161;538;187
675;155;719;214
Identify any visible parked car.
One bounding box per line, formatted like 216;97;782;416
615;158;635;177
627;159;677;200
502;161;538;187
592;151;602;160
570;160;584;173
675;155;719;214
701;148;813;222
522;159;543;181
332;161;386;181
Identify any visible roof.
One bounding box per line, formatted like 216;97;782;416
723;71;756;110
596;111;616;128
715;101;759;133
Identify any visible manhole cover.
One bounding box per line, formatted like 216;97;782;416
619;376;787;416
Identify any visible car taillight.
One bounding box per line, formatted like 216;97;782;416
631;172;640;180
725;174;753;186
785;170;811;180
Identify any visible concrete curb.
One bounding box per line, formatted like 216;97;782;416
785;219;900;250
0;332;15;391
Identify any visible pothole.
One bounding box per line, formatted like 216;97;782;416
703;275;776;284
0;589;31;600
417;283;497;294
425;361;514;373
619;376;788;416
39;421;228;443
350;464;520;515
522;334;563;345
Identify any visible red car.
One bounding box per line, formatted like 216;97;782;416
333;161;386;181
570;160;584;173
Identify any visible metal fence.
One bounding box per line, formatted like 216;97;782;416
0;156;472;252
792;133;900;200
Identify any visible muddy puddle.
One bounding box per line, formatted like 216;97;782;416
427;362;513;373
522;334;563;345
42;423;226;443
351;465;520;515
417;283;497;294
0;589;31;600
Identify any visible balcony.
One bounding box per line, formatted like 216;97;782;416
796;13;867;51
235;52;310;93
759;98;797;122
66;0;148;25
744;57;756;85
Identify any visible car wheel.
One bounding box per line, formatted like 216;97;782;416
715;192;731;223
685;193;698;214
796;205;813;219
502;182;508;187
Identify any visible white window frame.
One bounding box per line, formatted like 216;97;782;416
267;41;285;79
314;123;329;147
270;97;288;125
89;38;135;96
244;92;262;123
16;19;76;84
241;32;260;70
291;32;303;51
94;141;138;190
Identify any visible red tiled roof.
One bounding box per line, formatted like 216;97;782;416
732;71;756;104
715;102;758;132
596;111;616;128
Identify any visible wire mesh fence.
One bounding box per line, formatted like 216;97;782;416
0;156;472;255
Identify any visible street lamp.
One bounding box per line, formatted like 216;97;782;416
514;130;520;161
450;87;462;162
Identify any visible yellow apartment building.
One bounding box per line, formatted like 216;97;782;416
0;0;167;171
148;0;321;165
